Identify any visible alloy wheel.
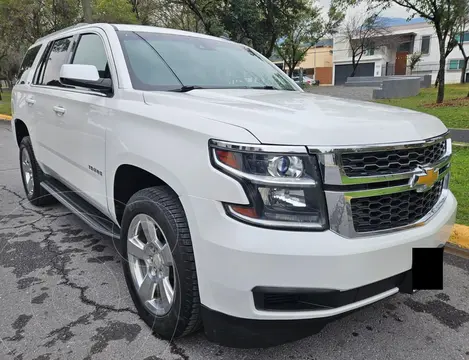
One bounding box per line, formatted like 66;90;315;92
21;148;34;197
127;214;175;316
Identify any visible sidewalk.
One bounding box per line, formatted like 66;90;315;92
450;128;469;144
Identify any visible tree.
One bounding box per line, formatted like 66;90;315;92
223;0;311;57
340;12;390;77
408;51;422;73
275;3;344;77
177;0;313;57
92;0;138;23
337;0;467;103
455;1;469;83
82;0;93;22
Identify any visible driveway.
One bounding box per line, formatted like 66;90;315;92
305;86;376;101
1;121;469;360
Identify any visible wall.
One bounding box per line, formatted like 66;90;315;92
333;22;469;84
279;46;333;74
299;46;333;69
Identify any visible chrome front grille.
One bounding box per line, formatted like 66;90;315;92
309;133;452;238
341;141;447;177
351;180;444;233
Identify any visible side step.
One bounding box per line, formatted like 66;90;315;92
41;178;120;239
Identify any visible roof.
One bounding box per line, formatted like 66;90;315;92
34;23;233;45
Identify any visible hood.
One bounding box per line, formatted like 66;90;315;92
143;89;447;146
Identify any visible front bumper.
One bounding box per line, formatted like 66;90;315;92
180;191;456;342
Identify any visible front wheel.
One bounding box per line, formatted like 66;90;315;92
19;136;56;206
120;186;202;339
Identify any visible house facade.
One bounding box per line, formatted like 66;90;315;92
332;22;469;85
271;39;334;84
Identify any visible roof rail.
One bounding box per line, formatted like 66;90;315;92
35;23;90;43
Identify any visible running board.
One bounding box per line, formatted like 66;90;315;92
41;179;120;239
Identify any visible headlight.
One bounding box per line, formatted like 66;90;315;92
209;140;328;230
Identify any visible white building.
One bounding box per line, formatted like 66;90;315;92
332;22;469;85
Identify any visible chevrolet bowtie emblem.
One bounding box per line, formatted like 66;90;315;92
412;167;439;192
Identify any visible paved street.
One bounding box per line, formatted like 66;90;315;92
1;121;469;360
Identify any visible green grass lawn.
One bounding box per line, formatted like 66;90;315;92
0;91;11;115
376;84;469;129
450;146;469;226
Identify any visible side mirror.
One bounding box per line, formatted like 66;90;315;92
60;64;112;94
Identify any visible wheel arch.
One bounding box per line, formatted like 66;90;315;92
14;118;29;147
113;161;185;225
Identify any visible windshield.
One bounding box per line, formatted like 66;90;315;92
117;31;297;91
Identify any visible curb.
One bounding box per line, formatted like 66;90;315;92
449;224;469;250
0;114;11;121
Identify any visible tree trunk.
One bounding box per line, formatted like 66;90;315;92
461;57;469;84
288;66;294;77
350;62;358;77
436;57;445;103
436;38;446;104
81;0;92;23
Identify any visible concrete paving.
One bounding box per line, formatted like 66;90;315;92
450;129;469;143
1;121;469;360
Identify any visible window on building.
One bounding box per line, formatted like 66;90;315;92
455;32;469;43
421;36;430;55
448;59;466;70
366;47;375;56
397;42;411;52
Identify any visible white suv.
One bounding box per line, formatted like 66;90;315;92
12;23;456;348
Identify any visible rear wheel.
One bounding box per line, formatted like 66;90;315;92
121;186;202;338
19;136;56;206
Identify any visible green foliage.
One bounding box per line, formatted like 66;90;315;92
408;52;422;73
92;0;138;23
275;1;344;76
376;84;469;128
449;146;469;225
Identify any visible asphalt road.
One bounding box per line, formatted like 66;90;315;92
1;121;469;360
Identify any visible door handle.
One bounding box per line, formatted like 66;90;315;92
53;106;66;116
25;97;35;105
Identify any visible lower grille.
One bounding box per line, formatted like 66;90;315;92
351;180;444;233
253;271;408;311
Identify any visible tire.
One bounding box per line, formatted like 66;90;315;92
19;136;57;206
120;186;202;339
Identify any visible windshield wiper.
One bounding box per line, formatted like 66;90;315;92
249;85;280;90
169;85;204;92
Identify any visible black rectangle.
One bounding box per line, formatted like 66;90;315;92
412;247;444;290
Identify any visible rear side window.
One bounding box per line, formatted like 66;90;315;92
72;34;110;79
37;37;73;87
17;45;42;82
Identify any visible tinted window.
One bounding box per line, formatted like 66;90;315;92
118;31;296;91
39;37;72;86
421;36;430;55
72;34;110;79
17;45;42;82
448;59;465;70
